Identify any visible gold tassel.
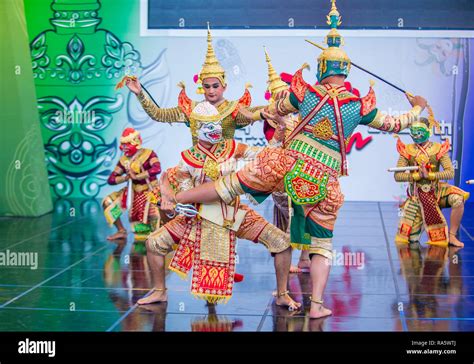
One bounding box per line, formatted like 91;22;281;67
394;235;409;245
192;292;231;304
426;239;448;248
301;62;310;71
426;105;441;134
168;265;189;281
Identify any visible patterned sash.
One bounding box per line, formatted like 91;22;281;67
395;198;420;244
169;219;237;303
284;159;329;205
417;184;448;246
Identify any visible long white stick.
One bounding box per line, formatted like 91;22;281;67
387;166;419;172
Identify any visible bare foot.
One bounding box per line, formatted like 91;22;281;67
290;258;311;274
309;301;332;319
107;230;127;241
289;265;302;274
137;289;168;305
275;292;302;311
449;233;464;248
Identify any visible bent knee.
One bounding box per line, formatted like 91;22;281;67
146;228;174;256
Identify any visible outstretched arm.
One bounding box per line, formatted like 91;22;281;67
361;95;427;133
234;106;266;127
136;91;187;123
126;77;187;123
263;110;288;146
247;92;299;122
175;181;220;204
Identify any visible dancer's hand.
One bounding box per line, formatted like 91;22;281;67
419;165;429;179
116;174;129;184
274;89;290;100
160;195;175;216
128;168;137;180
406;94;427;110
262;110;288;130
126;77;142;95
159;172;177;202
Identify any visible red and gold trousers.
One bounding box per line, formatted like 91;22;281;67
146;203;289;303
214;144;345;259
396;182;469;246
102;182;161;234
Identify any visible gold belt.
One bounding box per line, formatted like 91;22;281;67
288;134;341;172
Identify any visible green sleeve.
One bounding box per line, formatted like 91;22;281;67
289;92;300;110
359;108;378;125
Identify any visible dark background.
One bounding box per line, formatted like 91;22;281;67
148;0;474;30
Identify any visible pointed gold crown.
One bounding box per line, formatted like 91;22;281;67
316;0;351;80
264;47;288;102
320;0;349;61
198;22;226;89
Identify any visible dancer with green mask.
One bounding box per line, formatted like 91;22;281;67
394;117;469;248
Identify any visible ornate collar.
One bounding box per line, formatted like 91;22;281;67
181;140;236;168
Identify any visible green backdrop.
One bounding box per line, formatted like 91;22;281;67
0;0;52;216
23;0;143;202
